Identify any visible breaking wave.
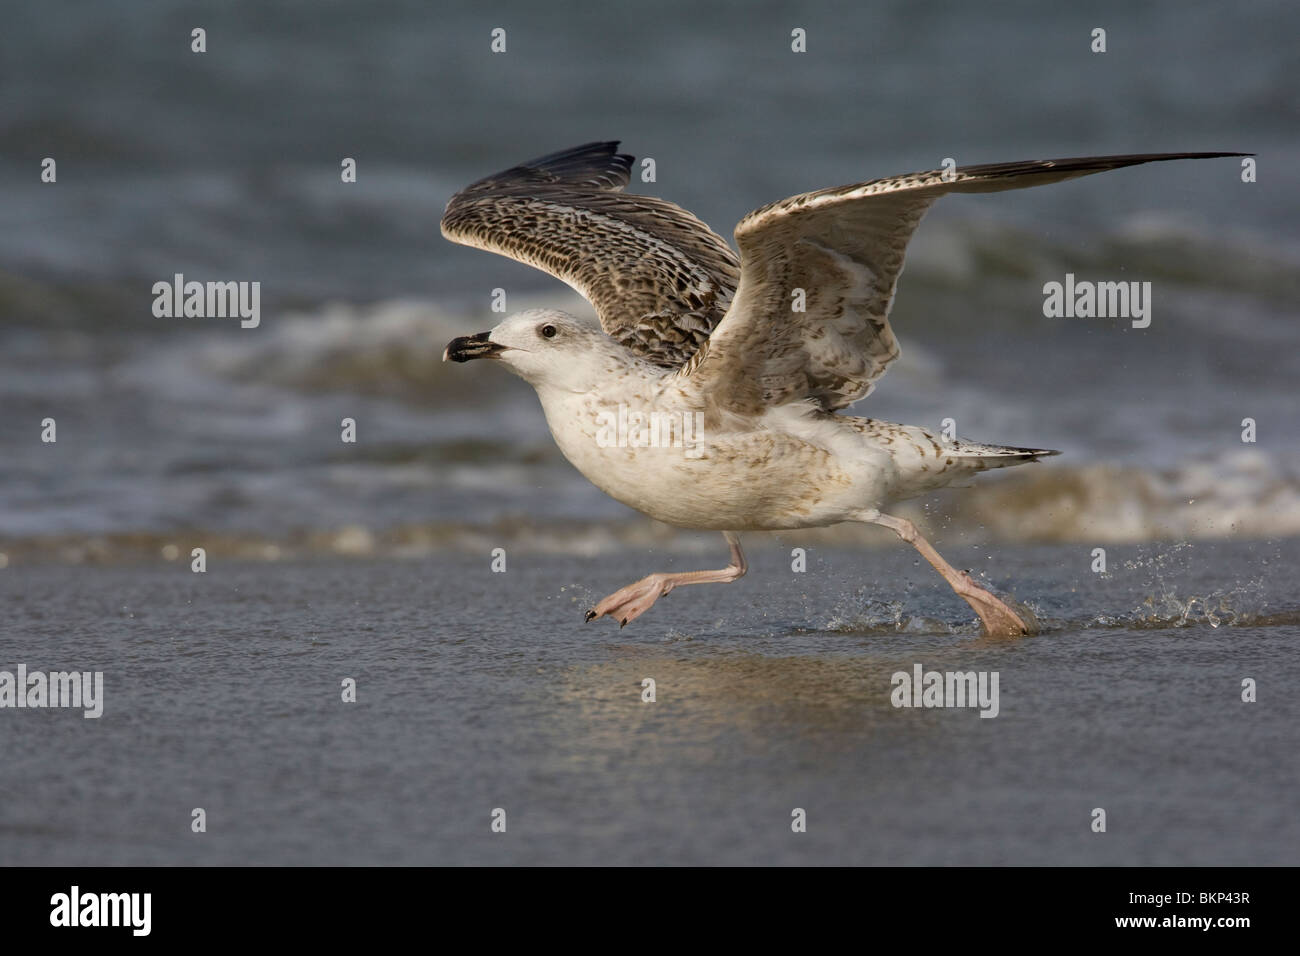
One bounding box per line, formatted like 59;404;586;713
2;448;1297;567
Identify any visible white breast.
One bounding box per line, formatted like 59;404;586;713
536;386;897;531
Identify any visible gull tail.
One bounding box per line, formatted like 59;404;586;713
945;439;1061;470
851;419;1061;494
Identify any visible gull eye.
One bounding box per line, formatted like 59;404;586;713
540;323;558;339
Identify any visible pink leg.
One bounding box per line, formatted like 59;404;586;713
586;532;747;628
866;512;1032;637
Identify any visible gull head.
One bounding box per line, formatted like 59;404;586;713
442;309;628;391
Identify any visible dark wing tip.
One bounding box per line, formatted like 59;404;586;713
953;151;1251;187
455;140;634;196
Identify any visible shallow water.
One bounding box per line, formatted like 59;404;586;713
2;539;1295;865
0;0;1297;865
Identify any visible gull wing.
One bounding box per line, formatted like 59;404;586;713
681;152;1245;413
441;141;741;367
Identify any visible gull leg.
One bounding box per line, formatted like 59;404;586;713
585;532;747;628
865;511;1032;637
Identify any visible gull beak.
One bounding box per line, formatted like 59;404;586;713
442;331;507;362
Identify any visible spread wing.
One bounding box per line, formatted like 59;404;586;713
440;141;741;367
681;152;1246;413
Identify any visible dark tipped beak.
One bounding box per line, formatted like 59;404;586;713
442;330;506;363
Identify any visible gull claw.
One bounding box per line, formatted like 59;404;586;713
953;574;1034;637
585;575;671;628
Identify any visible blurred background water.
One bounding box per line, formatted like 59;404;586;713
0;0;1296;560
1;0;1297;869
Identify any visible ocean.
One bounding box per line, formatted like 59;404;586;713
0;0;1297;865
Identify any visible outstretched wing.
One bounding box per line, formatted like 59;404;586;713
441;141;741;367
681;152;1246;413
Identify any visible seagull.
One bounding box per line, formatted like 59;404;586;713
441;142;1243;636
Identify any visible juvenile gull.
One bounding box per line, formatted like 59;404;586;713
442;142;1243;636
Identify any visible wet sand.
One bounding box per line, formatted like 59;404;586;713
2;539;1296;865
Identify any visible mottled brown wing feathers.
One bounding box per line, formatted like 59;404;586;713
685;152;1247;413
441;141;741;366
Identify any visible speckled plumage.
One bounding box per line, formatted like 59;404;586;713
442;142;739;367
440;143;1245;633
